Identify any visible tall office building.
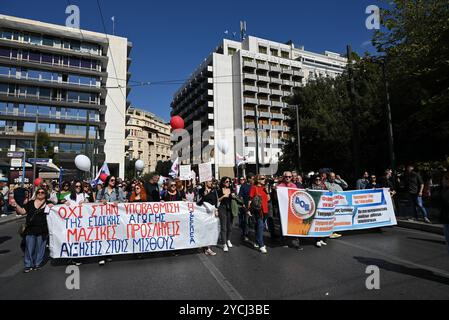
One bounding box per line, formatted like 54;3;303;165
0;14;132;178
171;35;347;177
125;107;171;174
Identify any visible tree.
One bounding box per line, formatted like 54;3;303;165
373;0;449;164
36;131;59;165
155;160;172;177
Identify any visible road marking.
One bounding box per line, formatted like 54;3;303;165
197;253;244;300
337;239;449;278
0;261;22;278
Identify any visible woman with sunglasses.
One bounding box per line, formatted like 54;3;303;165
96;175;125;204
129;183;147;202
197;180;219;256
12;187;54;273
57;181;71;204
162;179;185;202
217;177;235;252
248;175;270;254
64;181;92;206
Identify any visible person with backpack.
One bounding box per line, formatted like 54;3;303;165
248;175;270;254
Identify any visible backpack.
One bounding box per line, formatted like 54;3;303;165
250;187;262;212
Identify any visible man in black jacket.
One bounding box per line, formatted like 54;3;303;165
144;173;161;202
238;173;254;242
404;165;431;223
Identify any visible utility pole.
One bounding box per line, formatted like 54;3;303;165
381;60;396;172
32;113;39;187
347;45;361;180
254;104;260;175
294;105;302;172
84;112;90;181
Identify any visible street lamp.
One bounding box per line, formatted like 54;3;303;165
365;56;396;172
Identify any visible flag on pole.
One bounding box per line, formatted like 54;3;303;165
236;154;247;167
169;157;179;178
90;162;110;187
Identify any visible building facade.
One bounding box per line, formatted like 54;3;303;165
125;107;171;174
171;36;347;177
0;14;132;178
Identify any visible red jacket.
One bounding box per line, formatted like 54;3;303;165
250;185;269;215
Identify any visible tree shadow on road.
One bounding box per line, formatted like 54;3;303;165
407;237;447;245
0;249;10;255
354;256;449;286
0;236;12;246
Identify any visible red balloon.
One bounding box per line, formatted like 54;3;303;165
170;116;185;130
99;173;108;183
34;178;42;187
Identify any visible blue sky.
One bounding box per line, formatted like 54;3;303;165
1;0;381;121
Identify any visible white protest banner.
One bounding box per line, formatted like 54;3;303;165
277;188;397;237
198;162;212;183
47;202;219;258
179;165;192;181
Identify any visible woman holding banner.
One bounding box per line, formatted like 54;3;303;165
249;175;270;254
163;179;185;201
197;180;219;256
12;187;54;273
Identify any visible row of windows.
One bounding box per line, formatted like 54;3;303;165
0;139;88;153
0;29;101;55
0;65;100;87
0;102;100;121
257;46;290;58
0;84;99;104
0;46;101;71
0;120;97;138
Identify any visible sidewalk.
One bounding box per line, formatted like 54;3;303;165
396;217;445;236
0;213;25;225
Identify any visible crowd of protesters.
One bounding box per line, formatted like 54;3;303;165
3;163;448;273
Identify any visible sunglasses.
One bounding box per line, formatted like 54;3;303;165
37;191;46;194
260;178;266;180
170;184;176;187
110;179;116;182
136;187;141;190
284;176;292;178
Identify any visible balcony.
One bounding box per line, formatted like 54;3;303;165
244;110;255;116
257;63;269;70
271;78;282;85
281;68;293;75
270;89;282;96
243;97;258;105
271;113;284;119
260;124;271;130
243;85;257;92
258;99;270;106
244;123;255;129
270;65;281;73
293;70;305;77
257;75;270;82
272;125;283;130
243;61;257;68
282;80;293;86
245;136;256;143
258;112;270;119
243;73;257;80
293;81;302;87
258;87;270;94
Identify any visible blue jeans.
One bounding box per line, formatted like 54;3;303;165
238;207;249;238
444;225;449;255
255;217;265;248
24;235;47;268
410;194;429;219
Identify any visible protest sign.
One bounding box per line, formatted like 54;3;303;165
198;162;213;183
47;202;219;258
277;188;397;237
179;165;192;181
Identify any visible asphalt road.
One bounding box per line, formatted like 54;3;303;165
0;218;448;300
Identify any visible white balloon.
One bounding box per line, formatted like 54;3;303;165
75;155;91;172
217;139;229;155
135;160;145;171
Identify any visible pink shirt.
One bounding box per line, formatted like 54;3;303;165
277;182;298;188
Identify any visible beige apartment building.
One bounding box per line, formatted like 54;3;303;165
125;107;171;174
